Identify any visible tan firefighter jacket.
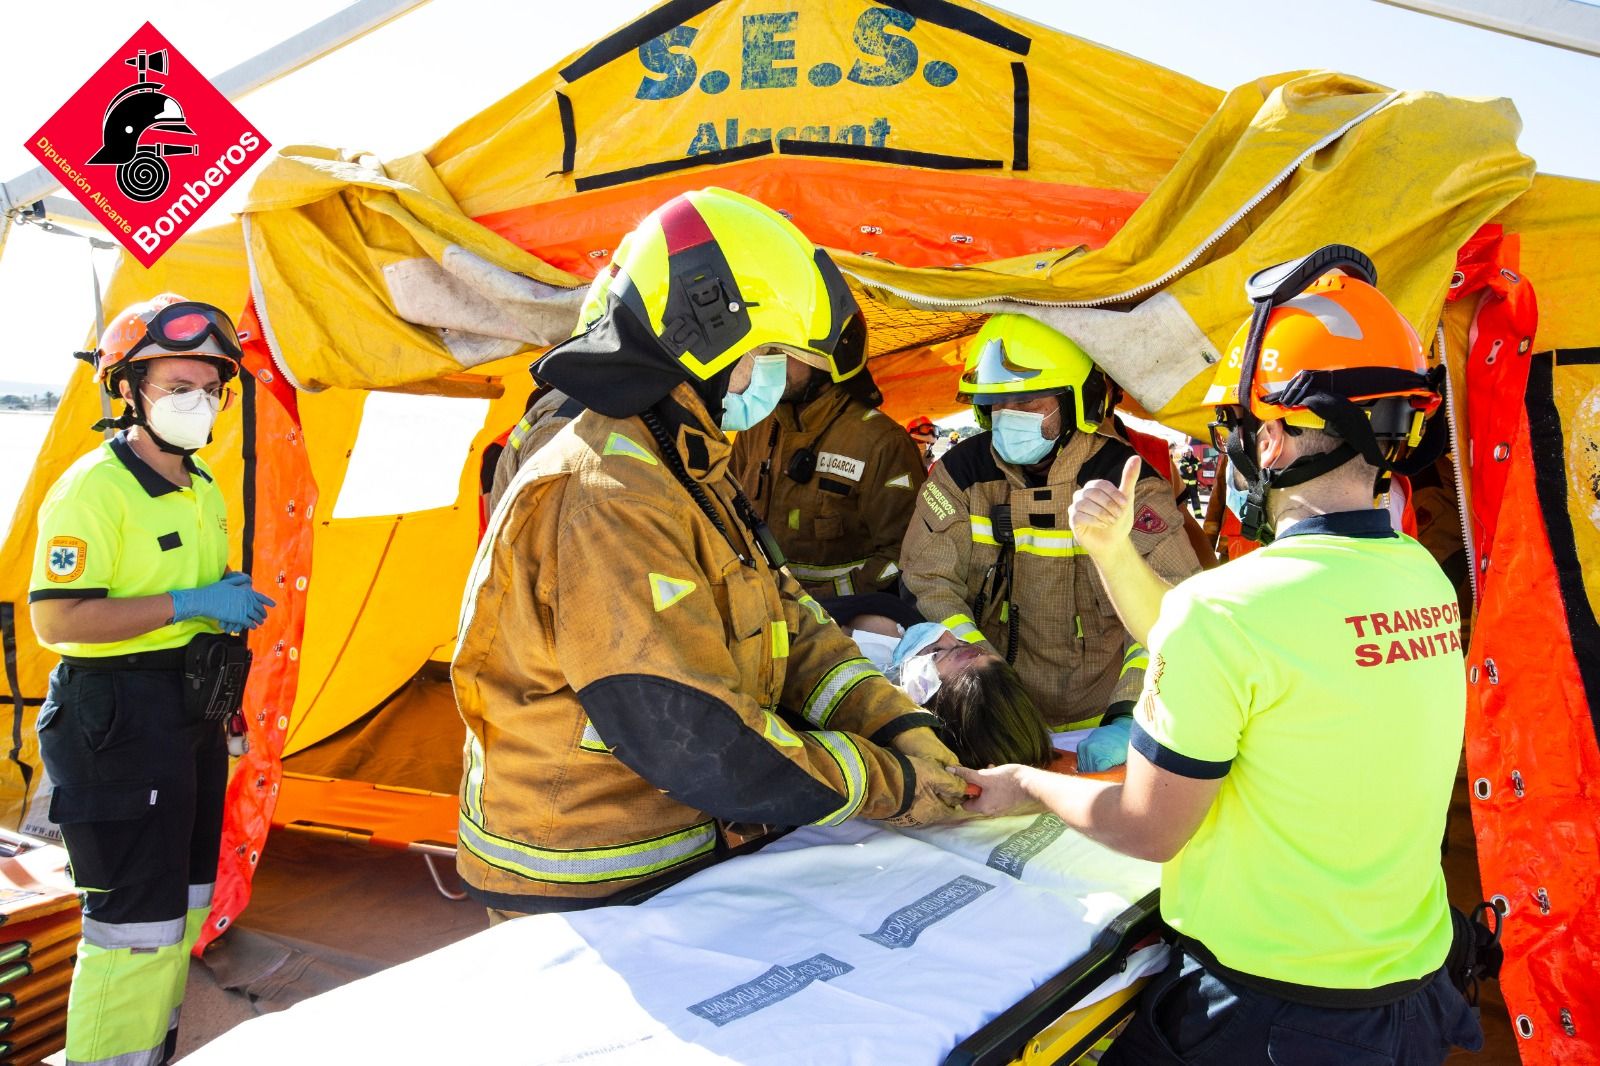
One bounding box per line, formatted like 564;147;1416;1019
487;386;581;515
453;383;937;912
730;386;925;598
900;427;1202;730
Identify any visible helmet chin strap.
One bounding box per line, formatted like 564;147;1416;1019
1224;417;1362;544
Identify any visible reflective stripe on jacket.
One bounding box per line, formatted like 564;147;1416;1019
453;383;930;909
899;428;1202;729
730;386;925;597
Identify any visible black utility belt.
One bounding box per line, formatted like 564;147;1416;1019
61;647;188;671
62;633;252;723
1174;933;1433;1009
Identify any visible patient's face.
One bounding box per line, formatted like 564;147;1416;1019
922;630;998;682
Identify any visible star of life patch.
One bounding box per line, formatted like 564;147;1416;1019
45;537;87;583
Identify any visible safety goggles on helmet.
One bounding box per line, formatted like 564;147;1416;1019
125;301;243;363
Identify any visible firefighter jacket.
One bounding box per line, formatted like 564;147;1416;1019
487;387;581;515
899;427;1202;730
730;385;925;598
453;383;937;912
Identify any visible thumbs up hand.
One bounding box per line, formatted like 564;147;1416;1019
1069;456;1142;561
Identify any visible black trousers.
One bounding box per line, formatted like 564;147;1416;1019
1102;950;1484;1066
38;659;228;927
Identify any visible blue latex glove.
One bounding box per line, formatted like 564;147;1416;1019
170;572;276;631
1077;715;1134;773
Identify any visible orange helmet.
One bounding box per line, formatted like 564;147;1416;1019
1208;245;1446;543
93;293;243;395
1206;270;1436;434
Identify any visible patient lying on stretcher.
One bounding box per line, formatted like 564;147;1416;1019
821;594;1056;771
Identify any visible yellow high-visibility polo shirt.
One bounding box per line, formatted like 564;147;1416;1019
1132;508;1464;993
29;432;228;657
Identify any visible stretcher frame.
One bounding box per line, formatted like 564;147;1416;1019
269;772;464;900
946;889;1162;1066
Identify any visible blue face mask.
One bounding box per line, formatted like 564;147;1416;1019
891;622;948;669
720;353;789;432
1225;480;1250;520
990;408;1058;465
888;622;950;704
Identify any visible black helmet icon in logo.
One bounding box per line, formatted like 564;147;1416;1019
87;48;198;202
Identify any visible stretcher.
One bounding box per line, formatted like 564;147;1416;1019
187;805;1165;1065
270;772;463;899
0;841;77;1065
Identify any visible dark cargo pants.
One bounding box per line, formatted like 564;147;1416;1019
38;656;227;1066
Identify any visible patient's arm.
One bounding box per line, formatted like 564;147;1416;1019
952;748;1221;864
847;613;903;639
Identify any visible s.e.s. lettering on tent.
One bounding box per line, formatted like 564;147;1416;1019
1345;603;1464;667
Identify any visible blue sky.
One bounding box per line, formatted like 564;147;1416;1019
2;0;1596;390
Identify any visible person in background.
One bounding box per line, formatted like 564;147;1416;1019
29;295;273;1066
729;352;925;598
906;415;939;468
956;247;1482;1065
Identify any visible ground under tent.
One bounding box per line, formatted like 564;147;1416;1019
3;0;1599;1062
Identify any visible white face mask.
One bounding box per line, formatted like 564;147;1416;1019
142;386;220;451
900;652;944;705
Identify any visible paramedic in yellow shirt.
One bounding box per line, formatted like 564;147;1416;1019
29;295;273;1066
955;248;1483;1065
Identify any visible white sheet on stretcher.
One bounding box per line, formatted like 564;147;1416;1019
189;808;1160;1065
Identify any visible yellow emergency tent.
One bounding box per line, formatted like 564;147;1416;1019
3;1;1597;1059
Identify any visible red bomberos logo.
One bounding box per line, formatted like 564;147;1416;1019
25;22;269;267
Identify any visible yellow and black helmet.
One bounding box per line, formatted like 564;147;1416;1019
959;314;1107;433
608;187;862;381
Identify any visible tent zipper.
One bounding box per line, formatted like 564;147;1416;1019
240;215;304;392
841;91;1403;313
1438;324;1479;604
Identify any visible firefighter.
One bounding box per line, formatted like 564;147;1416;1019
452;188;967;917
29;295;273;1066
729;354;925;598
956;246;1482;1064
898;313;1202;745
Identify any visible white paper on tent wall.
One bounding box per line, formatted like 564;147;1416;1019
332;392;490;519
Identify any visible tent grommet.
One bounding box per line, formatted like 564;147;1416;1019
1517;1015;1534;1039
1472;778;1491;800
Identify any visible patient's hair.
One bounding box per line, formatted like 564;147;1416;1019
927;659;1054;769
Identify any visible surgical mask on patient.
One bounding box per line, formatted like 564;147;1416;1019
888;622;949;704
899;652;944;705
